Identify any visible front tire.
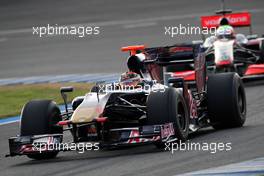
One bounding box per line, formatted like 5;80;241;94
20;100;63;160
146;88;189;148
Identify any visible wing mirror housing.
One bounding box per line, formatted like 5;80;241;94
60;87;74;114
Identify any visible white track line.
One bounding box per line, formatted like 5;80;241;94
0;120;20;126
179;157;264;176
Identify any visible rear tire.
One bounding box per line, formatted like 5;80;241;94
146;88;189;148
207;73;246;129
20;100;63;160
258;39;264;63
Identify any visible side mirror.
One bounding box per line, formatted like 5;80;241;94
60;87;74;114
60;86;74;93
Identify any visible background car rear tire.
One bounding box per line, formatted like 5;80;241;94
146;88;189;148
207;73;246;129
20;100;63;160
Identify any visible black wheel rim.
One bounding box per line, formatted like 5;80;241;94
177;102;186;131
238;87;246;115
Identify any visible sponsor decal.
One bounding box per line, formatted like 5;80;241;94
127;130;146;143
189;94;198;119
201;12;251;28
161;123;175;139
126;129;160;144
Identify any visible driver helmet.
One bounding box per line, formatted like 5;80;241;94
219;17;230;26
119;71;142;87
216;25;235;40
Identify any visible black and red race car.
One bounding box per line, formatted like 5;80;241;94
7;44;246;160
171;10;264;82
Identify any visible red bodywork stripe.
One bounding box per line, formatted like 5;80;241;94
172;70;195;81
216;60;232;67
169;47;193;53
245;64;264;75
57;120;71;126
96;117;108;123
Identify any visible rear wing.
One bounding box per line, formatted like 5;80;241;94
200;11;252;37
144;44;202;66
121;44;205;86
201;12;251;29
144;44;205;86
120;44;203;65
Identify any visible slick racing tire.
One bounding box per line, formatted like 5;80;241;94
207;73;246;129
147;87;189;148
20;100;63;160
259;39;264;63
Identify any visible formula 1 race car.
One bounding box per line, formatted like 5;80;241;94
202;10;264;80
7;44;246;160
173;9;264;82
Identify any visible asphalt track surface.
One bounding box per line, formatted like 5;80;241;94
0;0;264;176
1;0;264;78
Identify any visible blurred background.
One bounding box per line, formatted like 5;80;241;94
0;0;264;78
1;1;264;176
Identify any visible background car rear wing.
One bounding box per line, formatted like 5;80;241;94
200;11;252;41
201;12;252;30
200;0;252;40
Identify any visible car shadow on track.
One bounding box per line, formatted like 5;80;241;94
10;128;220;167
10;125;255;168
10;144;166;167
188;128;216;139
244;80;264;87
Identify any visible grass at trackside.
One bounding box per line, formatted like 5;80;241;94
0;83;93;118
